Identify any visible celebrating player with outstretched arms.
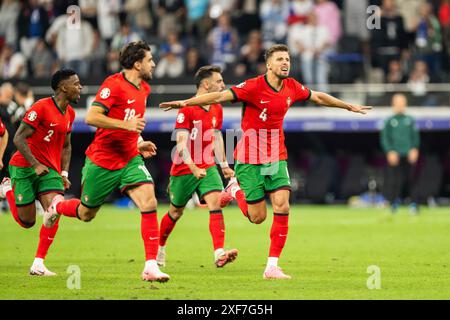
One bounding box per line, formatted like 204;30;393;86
160;44;371;279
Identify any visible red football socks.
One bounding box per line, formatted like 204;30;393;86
209;210;225;250
159;212;177;246
35;218;60;259
235;190;248;217
141;211;159;261
5;189;32;228
269;213;289;258
56;199;81;218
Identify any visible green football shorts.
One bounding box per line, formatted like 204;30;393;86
168;166;223;207
81;155;153;208
9;165;64;206
234;160;291;204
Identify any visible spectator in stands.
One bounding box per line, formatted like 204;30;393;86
97;0;121;45
407;59;439;106
53;0;78;17
0;44;27;79
0;82;18;174
45;12;67;48
233;0;261;37
184;47;207;76
289;12;331;92
396;0;426;34
107;23;141;73
185;0;210;41
124;0;153;35
207;12;239;70
370;0;407;74
288;0;314;27
12;82;33;125
155;51;184;78
314;0;342;50
260;0;289;48
0;0;20;48
160;30;185;58
440;0;450;75
234;29;265;77
209;0;236;19
343;0;369;42
55;18;94;78
30;38;54;78
79;0;98;29
412;2;443;76
90;29;108;77
385;59;407;84
380;93;420;214
157;0;185;39
17;0;49;59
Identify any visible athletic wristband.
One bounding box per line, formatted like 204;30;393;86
61;171;69;178
137;136;144;144
220;161;229;169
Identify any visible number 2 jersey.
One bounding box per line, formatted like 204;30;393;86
9;97;75;173
229;74;311;164
170;104;223;176
86;72;151;170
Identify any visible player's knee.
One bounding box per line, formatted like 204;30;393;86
249;213;266;224
273;203;290;214
140;197;157;212
21;219;36;228
170;208;184;220
80;211;97;222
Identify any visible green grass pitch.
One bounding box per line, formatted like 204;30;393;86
1;204;450;300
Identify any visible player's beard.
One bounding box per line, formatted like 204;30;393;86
141;69;152;81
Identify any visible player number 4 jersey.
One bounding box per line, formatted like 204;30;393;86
229;74;311;164
9;97;75;173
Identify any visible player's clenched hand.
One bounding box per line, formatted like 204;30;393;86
347;105;372;114
192;166;206;180
62;176;71;190
125;114;146;132
222;167;234;179
138;140;157;158
159;100;187;111
33;163;49;176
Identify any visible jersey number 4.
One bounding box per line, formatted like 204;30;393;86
259;108;268;122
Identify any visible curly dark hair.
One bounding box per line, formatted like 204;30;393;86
194;65;222;88
119;41;151;69
51;69;77;91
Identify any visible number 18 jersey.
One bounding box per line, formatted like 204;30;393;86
9;97;75;173
85;72;151;170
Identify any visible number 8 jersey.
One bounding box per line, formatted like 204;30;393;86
85;72;151;170
10;97;75;173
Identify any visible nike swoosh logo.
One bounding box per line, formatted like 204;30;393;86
279;234;287;237
149;237;159;240
47;237;54;241
50;123;58;127
220;229;225;233
127;99;135;104
260;100;270;104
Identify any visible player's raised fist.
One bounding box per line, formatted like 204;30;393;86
221;167;235;179
347;105;373;114
193;166;206;180
62;176;71;190
126;114;146;133
33;163;49;176
159;100;186;111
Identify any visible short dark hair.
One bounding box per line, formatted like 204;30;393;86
119;41;151;69
194;65;222;88
51;69;77;91
264;44;290;61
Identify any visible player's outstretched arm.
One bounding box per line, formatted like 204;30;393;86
160;90;235;111
309;90;372;114
85;105;146;132
0;129;8;170
13;122;49;175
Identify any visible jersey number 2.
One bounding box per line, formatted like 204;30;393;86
44;130;54;142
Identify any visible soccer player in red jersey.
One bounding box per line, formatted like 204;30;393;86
157;66;238;268
44;41;169;282
160;44;372;279
0;69;81;275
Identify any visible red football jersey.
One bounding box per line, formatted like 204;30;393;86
170;104;223;176
0;118;5;136
229;75;311;164
9;97;75;173
85;72;151;170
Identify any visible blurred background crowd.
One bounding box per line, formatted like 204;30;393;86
0;0;449;89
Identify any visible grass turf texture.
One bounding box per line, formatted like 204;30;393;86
1;205;450;300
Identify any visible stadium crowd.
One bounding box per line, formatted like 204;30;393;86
0;0;449;87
